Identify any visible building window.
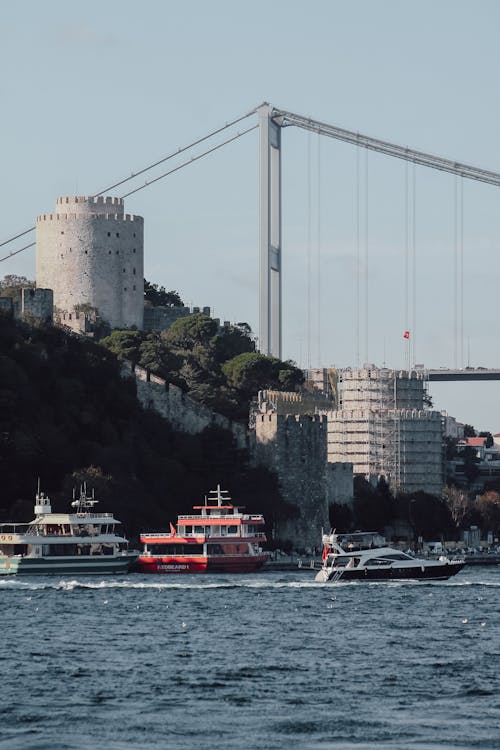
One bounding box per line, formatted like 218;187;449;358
85;250;88;254
133;284;136;290
124;287;127;291
116;250;119;254
116;232;120;238
107;232;111;237
133;268;136;275
123;268;126;273
109;250;111;254
133;233;136;238
133;248;136;253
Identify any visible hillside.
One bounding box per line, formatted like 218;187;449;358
0;314;288;541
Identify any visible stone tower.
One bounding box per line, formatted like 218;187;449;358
36;196;144;329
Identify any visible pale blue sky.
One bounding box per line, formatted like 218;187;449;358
1;0;500;429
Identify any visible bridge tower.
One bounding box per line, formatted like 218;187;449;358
258;104;282;359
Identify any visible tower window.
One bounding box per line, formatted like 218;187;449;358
133;248;136;253
133;268;136;275
133;284;136;291
123;268;126;273
61;231;64;235
107;232;111;237
116;232;120;238
116;250;119;254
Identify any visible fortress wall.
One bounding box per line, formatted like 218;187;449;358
122;362;248;450
254;413;330;550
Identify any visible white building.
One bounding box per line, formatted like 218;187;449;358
326;367;444;496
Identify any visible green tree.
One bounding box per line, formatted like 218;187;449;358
144;280;183;307
164;313;218;351
100;329;144;364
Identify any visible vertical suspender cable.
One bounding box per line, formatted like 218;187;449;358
453;176;458;369
356;146;361;368
411;162;417;369
307;130;312;372
460;176;464;368
404;160;410;370
364;148;369;365
317;132;322;368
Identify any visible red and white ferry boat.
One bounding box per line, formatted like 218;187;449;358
138;486;270;573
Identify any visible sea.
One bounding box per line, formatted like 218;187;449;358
1;566;499;750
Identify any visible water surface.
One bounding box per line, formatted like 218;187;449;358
1;567;499;749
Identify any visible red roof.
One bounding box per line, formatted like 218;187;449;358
466;437;487;447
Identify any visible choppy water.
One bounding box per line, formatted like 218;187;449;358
1;566;499;750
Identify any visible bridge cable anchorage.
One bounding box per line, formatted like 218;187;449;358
273;107;500;185
120;125;258;199
0;108;257;262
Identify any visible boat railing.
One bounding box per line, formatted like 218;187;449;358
176;514;263;522
141;531;267;540
74;512;114;519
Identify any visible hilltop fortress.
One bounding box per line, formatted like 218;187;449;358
36;196;144;330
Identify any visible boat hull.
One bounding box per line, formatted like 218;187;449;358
0;553;138;576
317;561;465;582
137;554;269;574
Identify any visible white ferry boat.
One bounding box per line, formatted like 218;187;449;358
315;531;465;583
0;484;138;575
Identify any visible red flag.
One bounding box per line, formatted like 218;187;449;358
403;330;410;339
169;522;177;537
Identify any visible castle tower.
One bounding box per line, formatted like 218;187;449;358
36;196;144;330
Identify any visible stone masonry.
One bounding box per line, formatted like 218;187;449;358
36;196;144;330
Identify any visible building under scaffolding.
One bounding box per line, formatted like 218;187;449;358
326;367;443;496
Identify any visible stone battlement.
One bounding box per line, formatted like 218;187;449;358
36;212;142;223
56;196;123;207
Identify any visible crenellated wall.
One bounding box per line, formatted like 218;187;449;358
122;361;249;450
36;196;144;330
254;412;330;550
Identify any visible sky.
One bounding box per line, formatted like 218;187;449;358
1;0;500;430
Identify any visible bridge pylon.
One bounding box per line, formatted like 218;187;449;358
258;103;282;359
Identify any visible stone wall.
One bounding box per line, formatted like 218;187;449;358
122;361;249;450
253;412;329;550
36;196;144;330
0;288;53;323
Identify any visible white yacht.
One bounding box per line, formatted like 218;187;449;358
0;484;138;575
315;531;465;583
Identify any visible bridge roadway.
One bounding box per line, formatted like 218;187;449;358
426;368;500;381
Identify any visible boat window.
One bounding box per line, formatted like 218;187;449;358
365;558;390;566
227;525;237;534
331;556;350;567
382;553;414;561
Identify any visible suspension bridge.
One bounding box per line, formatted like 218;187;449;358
2;102;500;379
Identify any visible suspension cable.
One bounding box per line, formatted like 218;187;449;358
93;109;256;197
121;125;257;198
0;108;257;261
